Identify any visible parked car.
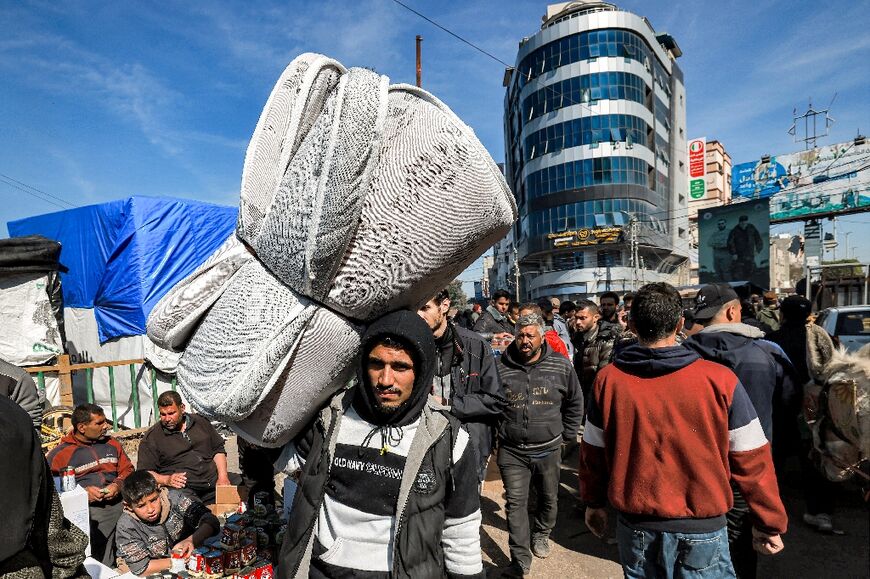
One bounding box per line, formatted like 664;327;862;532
815;306;870;352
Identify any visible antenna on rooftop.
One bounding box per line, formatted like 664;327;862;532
788;94;836;150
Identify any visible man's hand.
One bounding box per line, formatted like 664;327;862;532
216;475;232;487
172;537;195;558
167;472;187;488
495;332;513;341
585;507;608;539
617;310;628;329
102;482;120;501
85;486;104;503
752;528;784;555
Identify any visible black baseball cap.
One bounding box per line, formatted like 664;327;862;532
693;284;739;321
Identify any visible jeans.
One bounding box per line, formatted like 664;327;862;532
497;444;561;568
616;516;736;579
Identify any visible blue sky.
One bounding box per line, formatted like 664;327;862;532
1;0;868;292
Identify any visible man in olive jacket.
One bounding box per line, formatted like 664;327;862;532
497;306;584;576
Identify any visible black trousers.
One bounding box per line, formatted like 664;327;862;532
726;486;757;579
497;444;561;568
90;500;123;566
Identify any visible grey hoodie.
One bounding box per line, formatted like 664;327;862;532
0;358;44;429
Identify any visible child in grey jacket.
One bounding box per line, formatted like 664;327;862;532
116;471;219;575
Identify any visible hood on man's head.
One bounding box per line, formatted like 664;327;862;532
354;310;437;426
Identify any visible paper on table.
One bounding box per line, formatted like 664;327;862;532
83;557;120;579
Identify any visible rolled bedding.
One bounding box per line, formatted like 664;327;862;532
147;52;516;446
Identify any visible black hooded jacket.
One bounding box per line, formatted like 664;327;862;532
432;322;505;478
0;395;88;578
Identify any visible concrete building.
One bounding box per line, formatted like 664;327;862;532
770;233;802;290
488;231;518;300
499;1;690;301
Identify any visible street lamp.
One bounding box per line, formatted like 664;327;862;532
843;232;851;259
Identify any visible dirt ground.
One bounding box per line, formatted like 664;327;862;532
223;435;869;578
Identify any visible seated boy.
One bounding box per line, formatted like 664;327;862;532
116;470;219;575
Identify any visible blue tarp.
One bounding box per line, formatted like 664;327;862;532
8;196;237;343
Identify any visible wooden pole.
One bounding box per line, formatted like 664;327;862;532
56;354;73;407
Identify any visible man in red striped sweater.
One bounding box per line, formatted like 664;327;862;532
47;403;134;566
579;282;786;578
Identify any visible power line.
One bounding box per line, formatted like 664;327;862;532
0;172;77;209
0;176;73;211
389;0;512;68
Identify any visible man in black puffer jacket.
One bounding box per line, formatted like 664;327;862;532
278;310;484;579
418;288;506;480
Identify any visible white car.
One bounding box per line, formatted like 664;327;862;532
815;306;870;353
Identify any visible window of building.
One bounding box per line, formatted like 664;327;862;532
520;71;649;125
597;250;622;267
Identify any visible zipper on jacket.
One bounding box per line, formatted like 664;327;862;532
391;423;451;576
290;408;338;578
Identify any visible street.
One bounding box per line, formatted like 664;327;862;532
479;447;869;578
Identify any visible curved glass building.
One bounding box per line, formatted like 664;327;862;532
501;1;690;300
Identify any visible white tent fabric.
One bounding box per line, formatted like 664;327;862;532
147;53;517;446
66;308;176;427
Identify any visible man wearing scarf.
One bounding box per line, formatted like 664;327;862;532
277;310;484;579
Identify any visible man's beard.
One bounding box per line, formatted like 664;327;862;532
371;385;410;416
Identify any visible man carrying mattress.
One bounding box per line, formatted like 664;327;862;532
277;310;484;579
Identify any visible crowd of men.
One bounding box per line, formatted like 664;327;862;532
2;279;848;579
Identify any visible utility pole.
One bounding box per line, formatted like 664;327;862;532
788;97;835;299
628;216;639;290
513;246;520;302
415;35;423;87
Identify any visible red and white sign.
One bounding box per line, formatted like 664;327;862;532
688;138;706;178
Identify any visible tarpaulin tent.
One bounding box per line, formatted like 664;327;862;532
6;196;237;422
8;196;238;342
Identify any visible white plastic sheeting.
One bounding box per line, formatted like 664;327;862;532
0;272;63;366
66;308;177;428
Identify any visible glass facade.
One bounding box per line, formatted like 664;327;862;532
500;8;687;292
524;114;649;161
518;28;652;89
526;156;650;199
528;198;657;237
522;72;647;124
